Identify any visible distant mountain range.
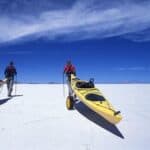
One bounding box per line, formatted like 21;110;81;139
16;81;150;84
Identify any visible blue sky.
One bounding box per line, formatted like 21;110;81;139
0;0;150;83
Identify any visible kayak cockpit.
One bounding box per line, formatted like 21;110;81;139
76;81;95;89
85;94;106;102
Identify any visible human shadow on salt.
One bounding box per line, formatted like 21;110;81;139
11;94;23;97
0;97;12;105
74;101;124;139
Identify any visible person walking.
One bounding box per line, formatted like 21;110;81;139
63;60;76;96
63;60;76;82
4;61;17;97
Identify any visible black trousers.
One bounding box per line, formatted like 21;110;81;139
66;73;73;96
6;77;14;96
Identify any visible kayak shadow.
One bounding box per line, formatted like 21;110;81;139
74;101;124;139
0;97;12;105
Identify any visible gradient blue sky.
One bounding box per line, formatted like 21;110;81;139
0;0;150;83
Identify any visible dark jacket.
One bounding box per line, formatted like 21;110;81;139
4;65;17;79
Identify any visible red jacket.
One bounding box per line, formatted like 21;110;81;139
64;64;76;74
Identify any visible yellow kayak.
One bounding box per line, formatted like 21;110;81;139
66;74;122;124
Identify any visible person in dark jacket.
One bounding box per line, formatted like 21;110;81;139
4;61;17;97
63;60;76;82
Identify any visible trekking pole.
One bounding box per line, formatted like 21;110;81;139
62;73;65;97
15;75;17;96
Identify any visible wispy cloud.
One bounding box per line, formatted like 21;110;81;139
0;0;150;43
114;66;150;71
0;50;33;55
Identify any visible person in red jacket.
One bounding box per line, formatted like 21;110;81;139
63;60;76;82
4;61;17;97
63;60;76;96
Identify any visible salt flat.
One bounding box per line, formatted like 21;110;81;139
0;84;150;150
